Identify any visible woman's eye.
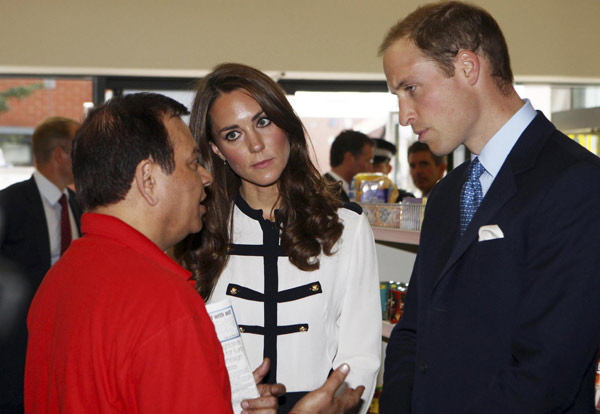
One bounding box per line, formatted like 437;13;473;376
257;117;271;127
225;131;240;141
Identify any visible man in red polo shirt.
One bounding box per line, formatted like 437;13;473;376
24;93;363;414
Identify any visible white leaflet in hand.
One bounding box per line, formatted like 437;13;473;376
205;298;259;414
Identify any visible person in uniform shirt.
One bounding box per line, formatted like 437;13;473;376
176;63;381;414
371;138;415;202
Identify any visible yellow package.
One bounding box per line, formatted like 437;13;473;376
349;173;399;203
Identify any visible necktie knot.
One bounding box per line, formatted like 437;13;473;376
468;157;485;182
460;158;485;235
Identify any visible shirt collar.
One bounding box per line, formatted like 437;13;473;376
33;170;66;205
327;170;349;193
476;99;537;177
81;212;192;280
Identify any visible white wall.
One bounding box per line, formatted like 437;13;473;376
1;1;599;81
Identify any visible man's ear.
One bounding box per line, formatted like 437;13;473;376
134;159;159;206
52;146;65;165
456;49;480;86
343;151;354;164
210;142;226;163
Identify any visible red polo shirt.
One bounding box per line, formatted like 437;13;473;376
25;213;232;413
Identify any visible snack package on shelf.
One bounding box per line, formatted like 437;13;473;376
368;386;383;413
380;282;389;320
361;204;402;228
400;197;426;231
349;173;399;204
361;201;425;230
380;281;409;323
387;282;408;323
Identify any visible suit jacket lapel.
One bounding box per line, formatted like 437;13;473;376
433;163;517;288
420;166;464;289
432;112;553;289
25;176;52;267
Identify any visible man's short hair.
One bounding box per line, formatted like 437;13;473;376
72;93;189;212
330;130;374;167
407;141;445;166
31;116;79;164
379;1;513;94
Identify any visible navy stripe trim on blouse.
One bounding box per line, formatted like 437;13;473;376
226;281;323;303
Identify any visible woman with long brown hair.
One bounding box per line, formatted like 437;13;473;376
176;63;381;413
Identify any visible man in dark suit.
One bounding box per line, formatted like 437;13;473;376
378;2;600;413
324;130;374;202
0;116;81;414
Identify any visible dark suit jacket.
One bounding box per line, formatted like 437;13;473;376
324;172;350;203
0;175;82;408
381;113;600;413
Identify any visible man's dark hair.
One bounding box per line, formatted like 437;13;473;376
407;141;445;166
329;130;374;167
72;93;189;211
379;1;514;94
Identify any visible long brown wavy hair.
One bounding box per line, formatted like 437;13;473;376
175;63;344;300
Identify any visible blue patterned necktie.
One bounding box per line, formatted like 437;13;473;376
460;157;485;235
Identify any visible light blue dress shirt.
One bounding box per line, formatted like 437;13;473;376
476;99;538;197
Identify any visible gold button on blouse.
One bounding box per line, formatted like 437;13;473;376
239;326;245;333
299;326;307;332
310;284;319;292
230;287;238;295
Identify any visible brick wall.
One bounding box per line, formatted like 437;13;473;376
0;78;92;127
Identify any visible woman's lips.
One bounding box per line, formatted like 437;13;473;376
252;158;274;169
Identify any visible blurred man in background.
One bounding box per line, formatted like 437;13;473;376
0;116;81;414
325;130;374;202
407;141;446;198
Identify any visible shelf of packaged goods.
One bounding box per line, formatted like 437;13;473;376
372;227;420;245
382;320;395;340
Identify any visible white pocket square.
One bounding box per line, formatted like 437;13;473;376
478;224;504;241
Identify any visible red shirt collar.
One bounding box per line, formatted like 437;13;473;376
81;213;193;282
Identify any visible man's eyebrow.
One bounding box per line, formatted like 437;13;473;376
393;79;410;90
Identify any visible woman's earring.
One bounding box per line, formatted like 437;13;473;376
222;158;227;165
